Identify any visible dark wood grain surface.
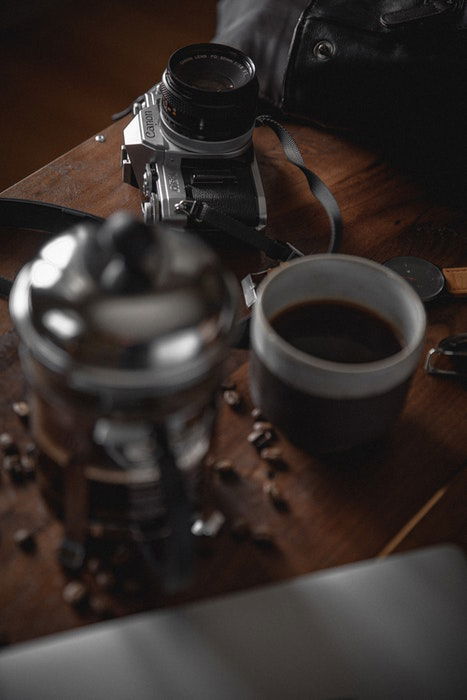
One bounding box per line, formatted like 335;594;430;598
0;115;466;646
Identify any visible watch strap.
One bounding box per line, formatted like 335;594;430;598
442;267;467;297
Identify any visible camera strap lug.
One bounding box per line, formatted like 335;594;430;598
175;198;304;262
174;199;205;223
283;242;305;260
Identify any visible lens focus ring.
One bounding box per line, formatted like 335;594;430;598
160;43;258;143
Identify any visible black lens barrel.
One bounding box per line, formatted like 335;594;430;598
160;43;258;143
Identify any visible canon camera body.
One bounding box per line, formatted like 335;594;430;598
122;43;266;232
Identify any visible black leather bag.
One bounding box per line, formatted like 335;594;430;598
214;1;467;185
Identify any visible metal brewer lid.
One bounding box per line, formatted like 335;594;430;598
10;212;239;398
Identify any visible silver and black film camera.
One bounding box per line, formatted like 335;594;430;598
121;43;266;233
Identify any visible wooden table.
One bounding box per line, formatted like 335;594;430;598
0;117;466;646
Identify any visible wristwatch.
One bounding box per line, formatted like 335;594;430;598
383;256;467;303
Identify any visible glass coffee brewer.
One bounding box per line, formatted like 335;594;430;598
9;213;238;590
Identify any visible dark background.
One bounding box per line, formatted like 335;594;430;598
0;0;218;191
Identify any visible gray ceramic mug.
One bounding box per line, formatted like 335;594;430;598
250;254;426;453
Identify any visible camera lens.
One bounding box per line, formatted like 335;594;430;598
160;43;258;145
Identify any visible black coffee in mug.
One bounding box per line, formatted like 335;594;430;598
250;255;426;454
270;300;403;364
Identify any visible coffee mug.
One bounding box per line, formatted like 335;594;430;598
250;254;426;453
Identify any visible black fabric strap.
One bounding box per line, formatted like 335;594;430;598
256;115;342;254
0;197;104;233
179;116;342;260
178;199;301;262
0;197;104;299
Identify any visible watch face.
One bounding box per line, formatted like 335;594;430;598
383;256;445;302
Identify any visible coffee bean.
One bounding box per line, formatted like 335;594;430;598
10;461;25;484
13;528;36;552
260;447;287;470
20;455;36;478
251;407;265;421
247;429;275;450
230;518;250;541
89;523;105;539
247;429;263;445
12;401;30;427
89;595;113;618
3;454;21;476
221;379;236;391
264;483;289;512
63;580;88;607
191;510;226;537
253;421;275;433
223;389;242;409
95;571;116;591
212;459;238;481
251;528;275;549
24;442;37;457
86;557;102;575
0;434;19;457
59;538;86;572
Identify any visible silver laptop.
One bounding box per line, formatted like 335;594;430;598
1;544;466;700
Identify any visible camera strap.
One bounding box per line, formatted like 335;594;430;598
0;198;104;298
0;118;342;298
175;115;342;261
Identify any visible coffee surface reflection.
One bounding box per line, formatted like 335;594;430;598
270;299;403;364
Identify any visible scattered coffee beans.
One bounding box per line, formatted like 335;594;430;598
247;428;275;450
264;483;289;512
0;434;19;456
251;528;275;549
24;442;37;457
260;447;287;470
89;523;105;539
253;421;275;434
12;401;30;427
191;510;226;537
95;571;116;592
86;557;102;575
89;595;112;618
13;528;36;552
3;455;20;477
221;379;236;391
20;455;36;478
62;580;88;607
212;459;238;481
223;389;242;409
